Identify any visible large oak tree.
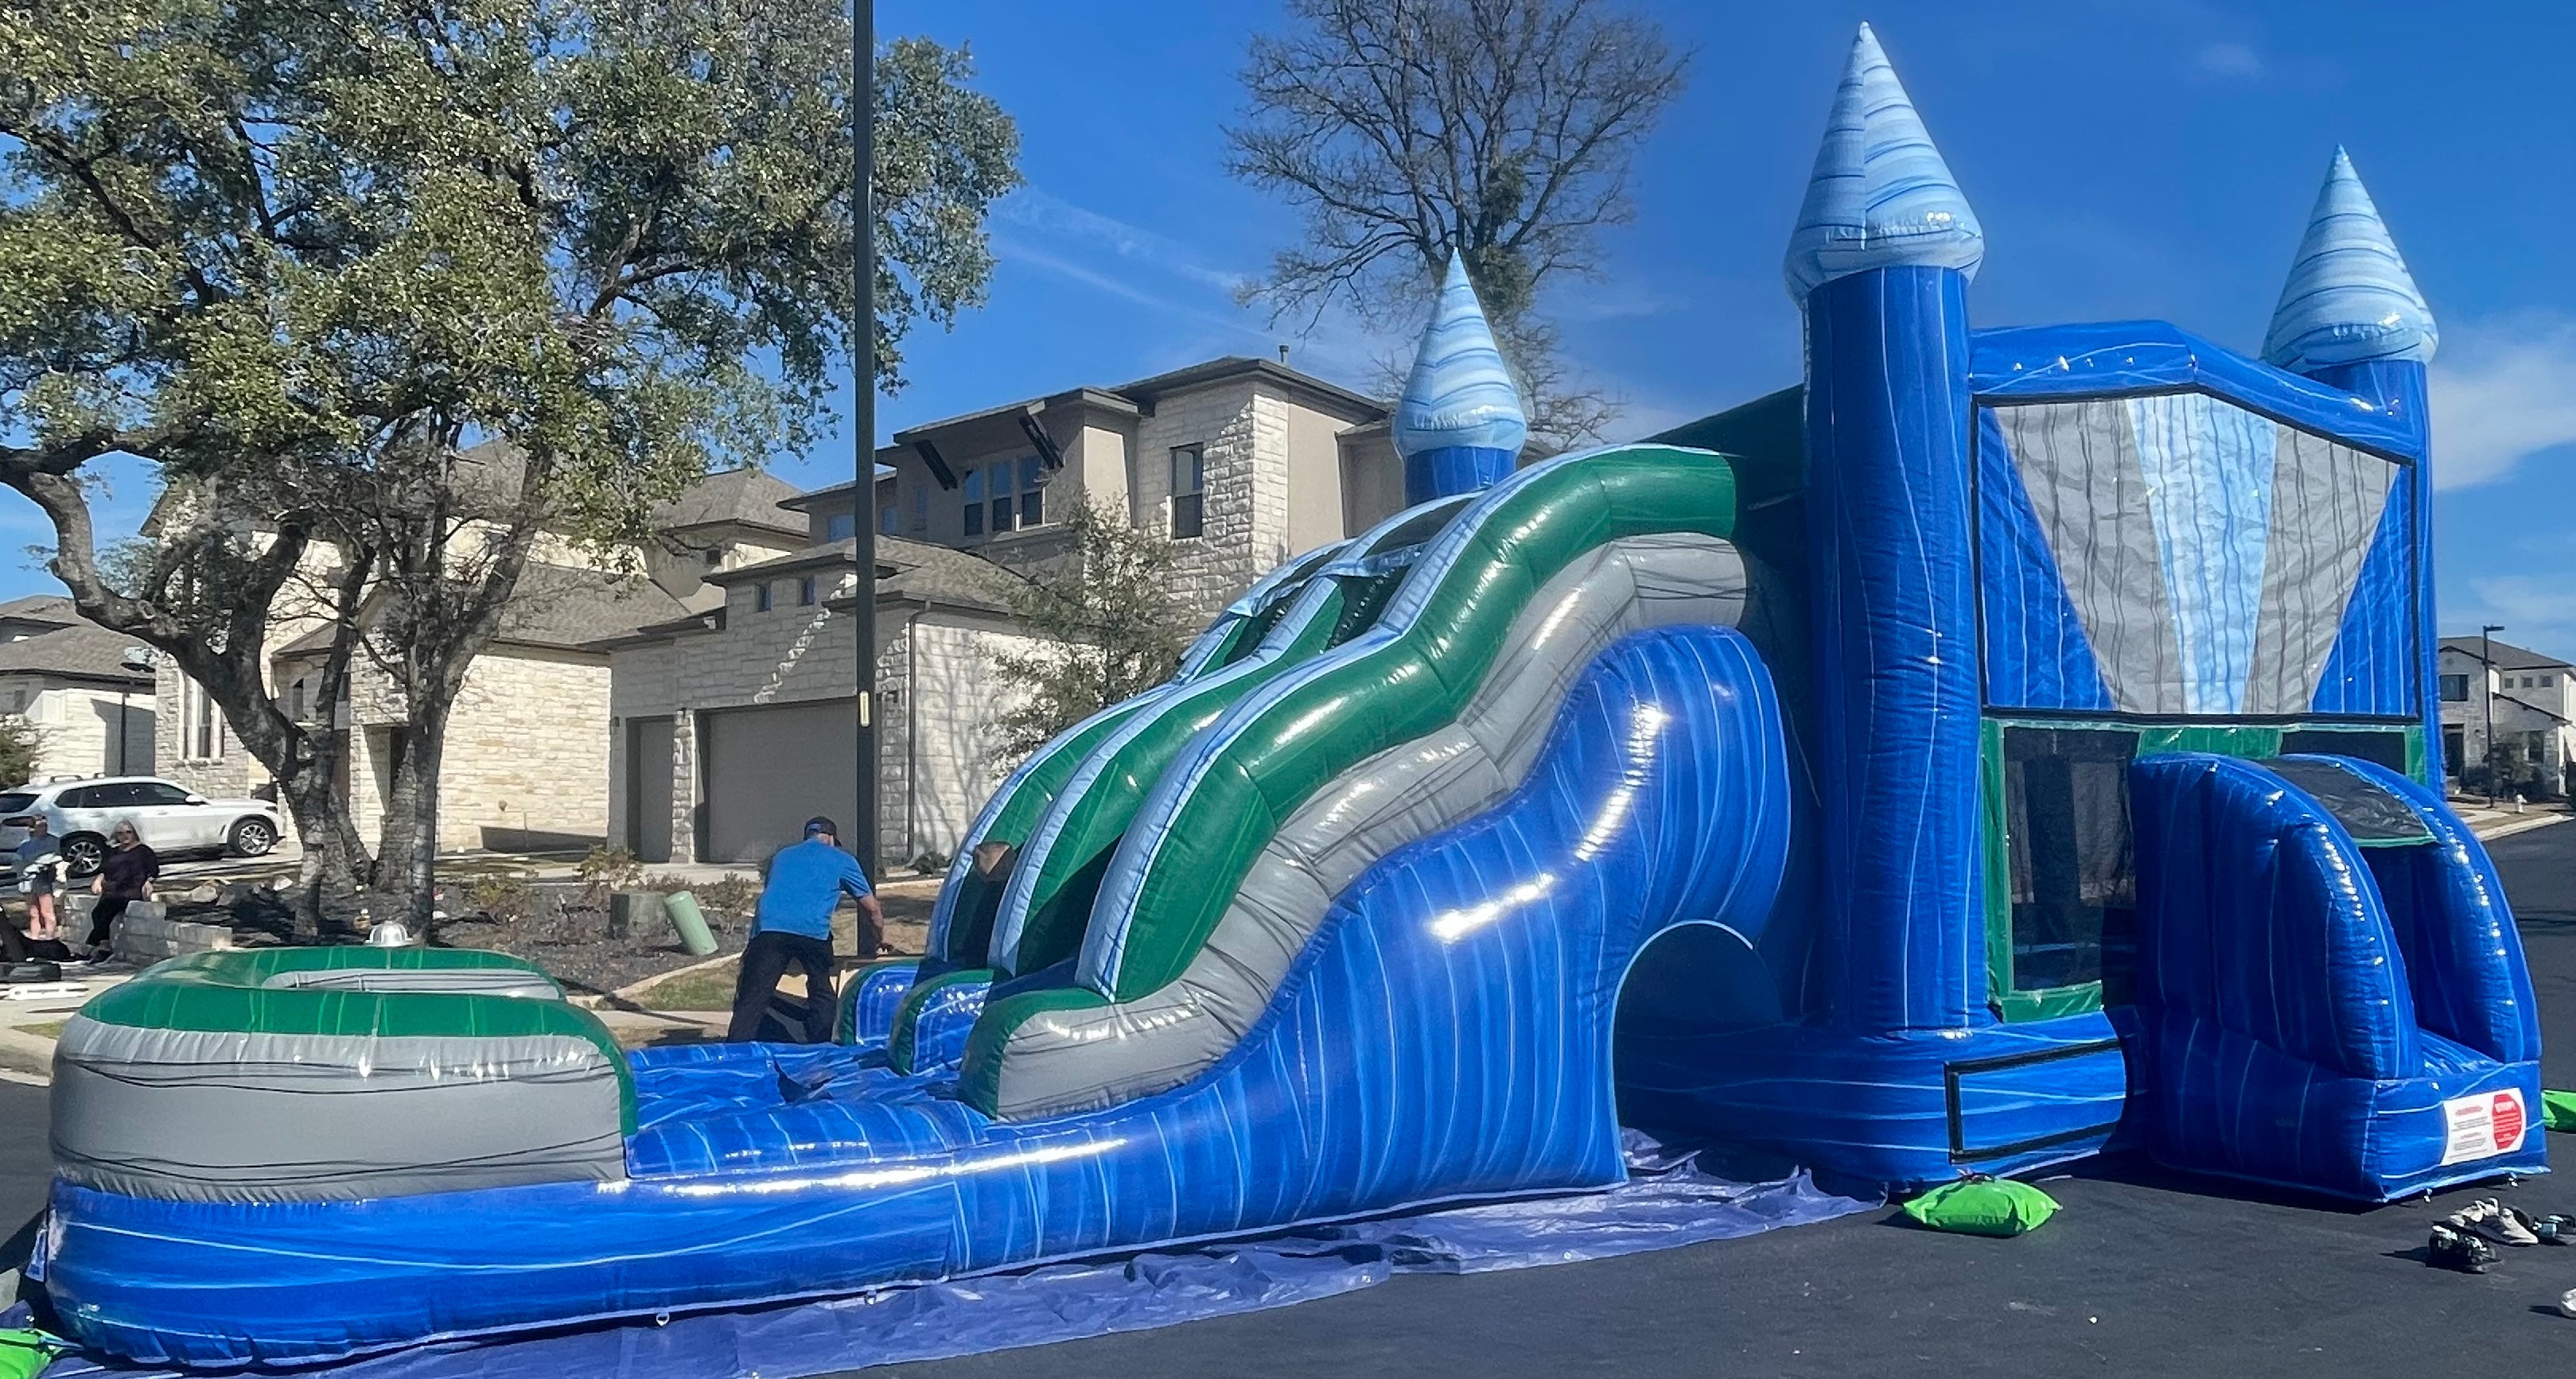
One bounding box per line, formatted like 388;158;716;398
0;0;1018;925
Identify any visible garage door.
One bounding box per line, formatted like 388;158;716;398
702;700;857;864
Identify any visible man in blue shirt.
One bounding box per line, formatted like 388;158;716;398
727;816;882;1043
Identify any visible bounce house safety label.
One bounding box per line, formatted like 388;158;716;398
2439;1090;2528;1165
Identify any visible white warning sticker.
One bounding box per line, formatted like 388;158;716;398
2439;1088;2529;1166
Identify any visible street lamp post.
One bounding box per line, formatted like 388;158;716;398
852;0;879;883
118;647;154;775
2482;623;2505;807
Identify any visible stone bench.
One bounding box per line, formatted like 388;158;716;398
59;897;229;960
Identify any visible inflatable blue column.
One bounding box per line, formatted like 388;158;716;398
2261;147;2442;776
1785;25;1988;1033
1395;253;1528;503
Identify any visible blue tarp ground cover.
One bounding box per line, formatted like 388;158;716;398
29;1134;1871;1379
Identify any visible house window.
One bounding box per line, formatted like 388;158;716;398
827;511;857;542
990;485;1015;534
2544;674;2558;688
962;468;985;538
702;546;726;568
2;690;22;715
797;576;817;606
1018;456;1046;527
909;486;928;534
879;502;898;535
183;678;224;759
287;678;306;721
754;582;772;612
2001;726;2141;996
1170;445;1205;538
2439;674;2469;702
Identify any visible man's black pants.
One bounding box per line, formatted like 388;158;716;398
726;930;838;1043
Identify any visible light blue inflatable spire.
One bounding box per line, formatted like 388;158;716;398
1784;23;1983;301
2262;147;2438;371
1394;251;1527;503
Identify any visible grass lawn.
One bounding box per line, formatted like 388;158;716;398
18;1020;65;1041
629;959;739;1012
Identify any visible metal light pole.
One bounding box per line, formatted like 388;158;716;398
118;647;154;775
852;0;879;883
2482;623;2505;807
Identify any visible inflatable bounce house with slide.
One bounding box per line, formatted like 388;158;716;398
34;24;2542;1367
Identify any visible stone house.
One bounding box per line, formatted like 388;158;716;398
156;454;810;852
2438;635;2574;798
602;355;1403;867
0;596;156;781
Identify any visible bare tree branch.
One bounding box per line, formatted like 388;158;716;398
1226;0;1687;448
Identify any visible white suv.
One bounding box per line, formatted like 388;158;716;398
0;776;285;878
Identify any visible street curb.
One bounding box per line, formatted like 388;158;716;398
0;1026;56;1084
2470;813;2571;844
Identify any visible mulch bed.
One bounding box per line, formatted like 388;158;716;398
170;874;942;1003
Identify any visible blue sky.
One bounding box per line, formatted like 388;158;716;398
15;2;2576;654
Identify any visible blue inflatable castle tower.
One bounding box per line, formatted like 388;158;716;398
1395;251;1530;503
1632;24;2535;1201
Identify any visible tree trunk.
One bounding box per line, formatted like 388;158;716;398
370;701;453;930
275;763;371;939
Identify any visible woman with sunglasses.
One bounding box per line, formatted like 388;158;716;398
84;819;159;961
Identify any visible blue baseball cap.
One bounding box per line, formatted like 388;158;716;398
804;816;838;837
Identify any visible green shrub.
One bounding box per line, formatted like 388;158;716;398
462;872;543;923
578;844;644;904
909;849;951;876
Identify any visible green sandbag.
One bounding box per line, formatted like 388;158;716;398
1901;1175;2060;1237
2543;1090;2576;1132
0;1328;67;1379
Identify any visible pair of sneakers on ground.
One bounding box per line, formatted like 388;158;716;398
2426;1198;2574;1288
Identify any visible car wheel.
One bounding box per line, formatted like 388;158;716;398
60;833;107;879
228;817;278;858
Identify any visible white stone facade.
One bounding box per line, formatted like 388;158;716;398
2;678;153;782
604;577;1044;868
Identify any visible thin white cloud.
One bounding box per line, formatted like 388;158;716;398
2453;576;2576;651
2193;41;2263;78
2430;313;2576;490
994;188;1253;297
987;189;1401;387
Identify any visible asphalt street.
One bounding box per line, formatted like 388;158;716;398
4;822;2574;1377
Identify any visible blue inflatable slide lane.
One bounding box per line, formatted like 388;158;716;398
2130;754;2543;1200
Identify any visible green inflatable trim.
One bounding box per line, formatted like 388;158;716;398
1004;583;1350;979
835;955;925;1045
1901;1177;2059;1237
961;446;1735;1111
937;554;1333;968
885;967;995;1074
2543;1089;2576;1132
81;946;633;1133
938;696;1164;968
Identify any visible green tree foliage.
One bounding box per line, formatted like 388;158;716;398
0;715;42;790
1227;0;1688;448
986;499;1199;763
0;0;1018;923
